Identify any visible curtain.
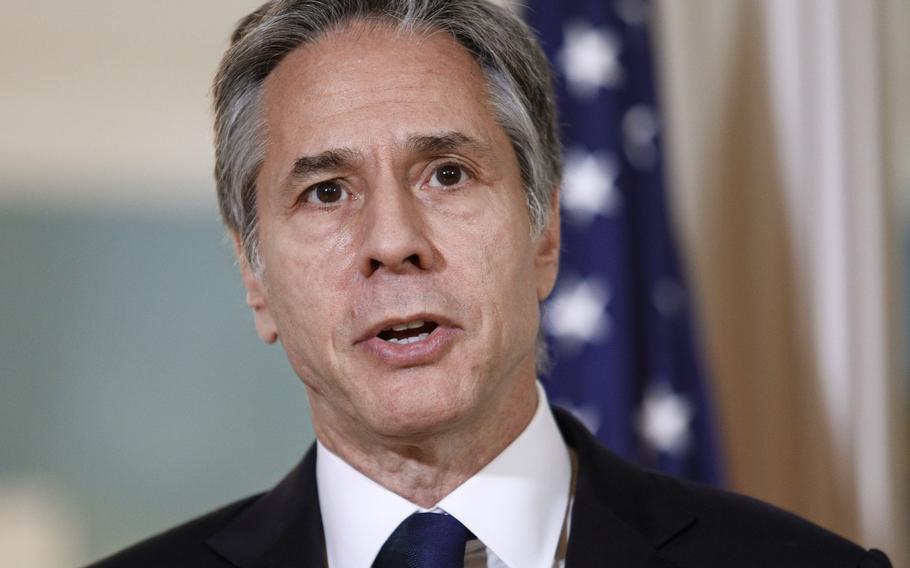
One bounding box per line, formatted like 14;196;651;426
655;0;909;564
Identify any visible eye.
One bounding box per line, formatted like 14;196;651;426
303;180;349;205
427;162;470;188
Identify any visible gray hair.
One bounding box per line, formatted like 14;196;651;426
212;0;562;270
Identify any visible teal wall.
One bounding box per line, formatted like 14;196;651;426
0;207;315;564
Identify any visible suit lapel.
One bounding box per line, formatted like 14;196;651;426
566;497;685;568
554;407;696;568
206;446;326;568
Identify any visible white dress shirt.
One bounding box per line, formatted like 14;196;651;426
316;381;572;568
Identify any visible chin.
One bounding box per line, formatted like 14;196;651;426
360;377;476;439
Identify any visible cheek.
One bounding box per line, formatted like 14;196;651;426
267;218;359;286
460;208;539;322
261;229;357;348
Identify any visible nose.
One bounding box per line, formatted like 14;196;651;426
358;178;436;277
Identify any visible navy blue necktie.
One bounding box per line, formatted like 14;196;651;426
373;512;474;568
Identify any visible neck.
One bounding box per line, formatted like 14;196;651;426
312;378;539;508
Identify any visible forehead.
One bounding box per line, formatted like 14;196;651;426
259;21;505;159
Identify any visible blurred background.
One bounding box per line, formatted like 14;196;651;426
0;1;907;566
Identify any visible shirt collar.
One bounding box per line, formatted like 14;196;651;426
316;381;571;568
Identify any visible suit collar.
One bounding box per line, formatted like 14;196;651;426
553;406;696;568
206;446;326;568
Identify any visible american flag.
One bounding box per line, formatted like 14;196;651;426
526;0;724;484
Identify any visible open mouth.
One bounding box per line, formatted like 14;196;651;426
376;319;439;345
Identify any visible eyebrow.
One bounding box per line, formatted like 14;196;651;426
406;131;493;157
290;148;360;179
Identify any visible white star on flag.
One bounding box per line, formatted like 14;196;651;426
556;401;603;435
622;104;659;170
558;22;623;99
562;149;620;226
545;277;611;350
652;277;687;317
637;382;694;456
615;0;649;26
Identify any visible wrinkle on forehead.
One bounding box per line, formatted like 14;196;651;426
260;20;492;132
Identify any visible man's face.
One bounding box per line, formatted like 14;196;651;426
242;23;560;442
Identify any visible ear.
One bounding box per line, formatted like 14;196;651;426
534;187;561;301
231;232;279;344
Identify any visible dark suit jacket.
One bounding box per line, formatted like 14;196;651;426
89;407;892;567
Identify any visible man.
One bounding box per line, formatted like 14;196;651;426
91;1;891;566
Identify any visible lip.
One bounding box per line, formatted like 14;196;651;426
355;313;462;367
355;313;458;344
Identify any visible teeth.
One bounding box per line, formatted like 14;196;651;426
390;319;425;332
386;332;431;345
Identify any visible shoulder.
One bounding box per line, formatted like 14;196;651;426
85;494;261;568
664;477;891;567
86;446;324;568
552;405;891;568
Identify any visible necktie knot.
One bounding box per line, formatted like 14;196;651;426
373;512;473;568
